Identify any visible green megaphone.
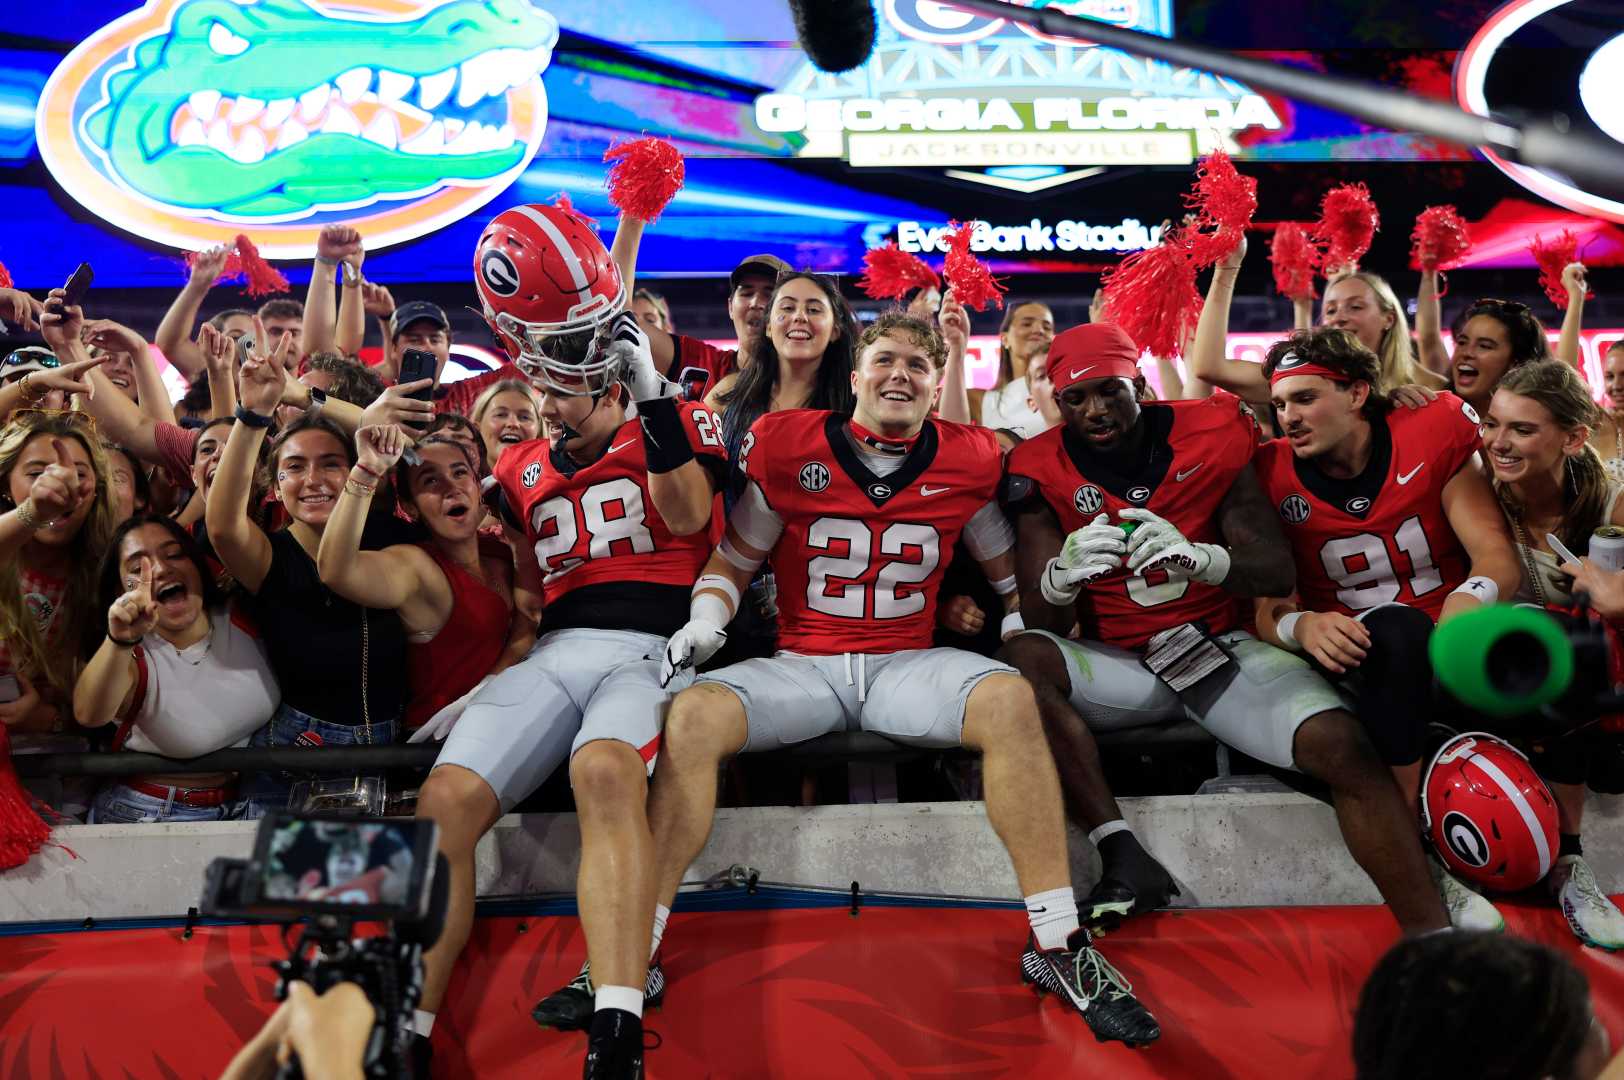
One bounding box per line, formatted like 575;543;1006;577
1429;604;1575;717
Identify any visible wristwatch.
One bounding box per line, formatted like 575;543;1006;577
306;385;328;420
235;405;275;429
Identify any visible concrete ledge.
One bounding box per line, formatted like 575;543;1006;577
6;791;1624;922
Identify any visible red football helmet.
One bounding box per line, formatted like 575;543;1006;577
472;202;625;392
1422;731;1559;892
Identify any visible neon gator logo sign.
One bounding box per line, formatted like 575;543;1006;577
37;0;557;258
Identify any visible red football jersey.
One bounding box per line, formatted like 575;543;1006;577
1252;392;1481;621
742;410;1003;655
1004;393;1260;650
494;402;726;634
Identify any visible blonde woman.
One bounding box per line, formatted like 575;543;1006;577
469;379;542;468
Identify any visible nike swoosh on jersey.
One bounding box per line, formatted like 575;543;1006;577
1175;464;1204;481
607;440;636;454
1396;463;1424;484
920;484;951;496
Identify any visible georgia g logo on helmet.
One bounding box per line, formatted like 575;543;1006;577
1441;811;1491;868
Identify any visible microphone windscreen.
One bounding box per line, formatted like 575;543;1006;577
788;0;878;73
1429;604;1573;717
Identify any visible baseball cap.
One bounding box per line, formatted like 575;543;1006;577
729;253;790;289
389;300;451;338
1047;323;1142;395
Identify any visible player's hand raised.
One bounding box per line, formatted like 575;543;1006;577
661;617;727;687
608;311;673;403
1295;610;1370;674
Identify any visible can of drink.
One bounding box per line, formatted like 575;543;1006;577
1592;526;1624;572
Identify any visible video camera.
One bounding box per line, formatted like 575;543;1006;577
1431;601;1619;728
202;812;448;1080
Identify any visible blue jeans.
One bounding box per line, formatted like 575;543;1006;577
239;702;399;819
90;783;242;824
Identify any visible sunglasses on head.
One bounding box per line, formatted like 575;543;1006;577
2;348;59;370
1471;298;1531;316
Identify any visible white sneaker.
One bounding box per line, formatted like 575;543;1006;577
1430;856;1505;932
1551;855;1624;951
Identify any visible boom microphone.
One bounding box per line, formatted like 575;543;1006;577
1430;605;1573;718
787;0;877;73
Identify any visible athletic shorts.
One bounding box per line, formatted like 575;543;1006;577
1020;629;1346;771
699;648;1017;753
434;628;683;811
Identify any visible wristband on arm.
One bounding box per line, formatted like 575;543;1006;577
692;573;739;625
1275;610;1305;651
639;397;696;475
1451;576;1498;606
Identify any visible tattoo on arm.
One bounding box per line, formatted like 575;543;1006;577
1215;466;1296;597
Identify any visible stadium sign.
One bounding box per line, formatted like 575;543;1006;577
895;217;1164;254
36;0;557;258
760;0;1282;174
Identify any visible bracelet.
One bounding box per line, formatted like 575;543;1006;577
344;478;377;499
314;255;339;266
17;372;46;404
107;632;143;648
13;497;52;531
234;405;275;429
352;462;383;481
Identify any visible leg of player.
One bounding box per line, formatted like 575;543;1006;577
572;739;658;1008
1290;710;1449;933
961;672;1160;1048
412;765;503;1058
646;681;751;945
1547;780;1624;949
1000;633;1177;923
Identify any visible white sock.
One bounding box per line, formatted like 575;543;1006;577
411;1009;435;1038
1026;886;1080;952
595;984;643;1018
650;903;670;961
1088;820;1131;847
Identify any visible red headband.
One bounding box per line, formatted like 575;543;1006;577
1268;353;1352;388
1047;323;1142;395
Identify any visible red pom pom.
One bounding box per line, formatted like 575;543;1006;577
1530;230;1592;310
1410;205;1471;271
187;234;289;298
0;723;57;871
550;191;599;228
0;259;11;289
858;243;941;302
1101;232;1201;359
1184;151;1257;266
603;137;686;225
1269;222;1322;299
1313;183;1380;272
943;221;1006;312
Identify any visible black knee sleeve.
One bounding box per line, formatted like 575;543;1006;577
1342;604;1437;767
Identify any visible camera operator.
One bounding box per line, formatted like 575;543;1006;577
219;980;373;1080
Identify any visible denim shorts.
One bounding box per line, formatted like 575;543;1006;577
239;702;398;819
89;782;242;824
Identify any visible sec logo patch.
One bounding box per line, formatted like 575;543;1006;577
522;462;542;488
1279;494;1311;524
1073;485;1103;515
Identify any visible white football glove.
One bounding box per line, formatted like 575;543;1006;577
607;311;676;403
661;618;728;687
406;675;492;743
1120;507;1230;585
1041;514;1126;606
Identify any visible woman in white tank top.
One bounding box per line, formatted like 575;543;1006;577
75;515;278;822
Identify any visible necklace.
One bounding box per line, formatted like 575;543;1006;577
1507;511;1549;607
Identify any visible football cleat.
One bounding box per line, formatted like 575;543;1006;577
534;957;666;1031
1082;860;1181;928
581;1009;642;1080
1429;855;1505;933
1020;928;1161;1047
1551;855;1624;951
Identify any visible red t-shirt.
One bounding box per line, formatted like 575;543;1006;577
1251;393;1481;621
742;410;1002;655
0;566;66;676
435;363;527;417
1004;393;1260;650
491;403;727;637
670;335;737;401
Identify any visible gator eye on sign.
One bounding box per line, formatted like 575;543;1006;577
36;0;558;259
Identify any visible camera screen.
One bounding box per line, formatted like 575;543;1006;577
260;819;418;907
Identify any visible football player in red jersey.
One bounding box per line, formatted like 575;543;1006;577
620;311;1161;1048
1002;322;1452;938
1251;327;1523;930
410;205;727;1080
